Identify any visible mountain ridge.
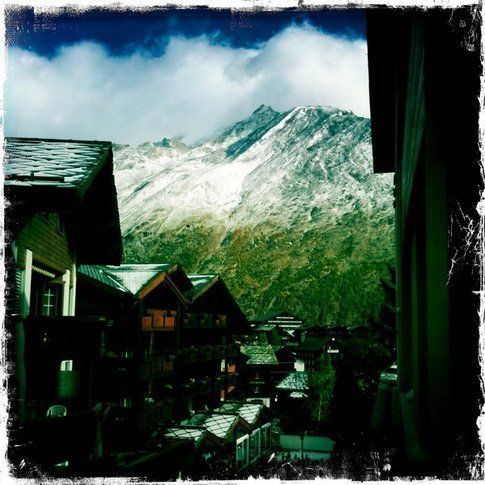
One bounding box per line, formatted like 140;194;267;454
114;105;394;325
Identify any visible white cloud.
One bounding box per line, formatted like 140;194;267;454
5;24;369;144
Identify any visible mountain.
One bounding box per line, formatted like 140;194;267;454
113;105;394;325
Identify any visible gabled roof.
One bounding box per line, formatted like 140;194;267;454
252;310;304;325
187;412;248;441
5;137;122;264
77;264;130;294
5;137;110;194
218;401;267;428
78;263;192;301
163;426;206;446
240;334;278;365
289;391;307;399
186;274;218;300
252;310;288;322
275;371;309;392
104;264;174;294
162;425;219;449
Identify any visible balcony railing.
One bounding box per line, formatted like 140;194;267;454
142;310;177;332
176;343;239;366
181;313;228;330
141;354;175;379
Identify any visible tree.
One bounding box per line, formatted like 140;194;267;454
307;354;335;425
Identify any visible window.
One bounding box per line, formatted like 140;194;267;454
249;430;261;462
31;269;63;317
261;423;271;451
236;436;249;469
42;284;60;316
60;360;73;371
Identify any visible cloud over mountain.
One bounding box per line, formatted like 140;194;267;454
5;24;369;144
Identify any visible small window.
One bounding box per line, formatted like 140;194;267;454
42;284;61;316
60;360;73;371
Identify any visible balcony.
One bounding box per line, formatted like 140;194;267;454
176;347;198;365
182;313;198;329
181;313;228;330
24;316;108;359
140;355;175;380
24;407;101;466
142;310;177;332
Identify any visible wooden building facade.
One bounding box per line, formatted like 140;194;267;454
5;137;122;471
367;7;482;473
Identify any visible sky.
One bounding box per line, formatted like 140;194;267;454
5;8;369;145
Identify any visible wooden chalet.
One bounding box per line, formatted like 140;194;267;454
239;333;278;400
294;338;327;371
4;137;122;473
218;400;272;470
251;311;305;345
76;265;248;458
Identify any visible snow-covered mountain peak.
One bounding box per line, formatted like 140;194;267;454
116;105;394;325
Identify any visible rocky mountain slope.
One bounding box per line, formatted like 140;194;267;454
114;105;394;325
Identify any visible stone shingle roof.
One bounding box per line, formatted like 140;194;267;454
163;426;206;446
186;274;218;300
79;263;175;295
218;401;264;427
4;137;122;264
187;412;238;440
240;334;278;365
5;137;111;194
78;265;129;293
275;371;309;392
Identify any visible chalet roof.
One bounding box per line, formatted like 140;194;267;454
104;264;174;294
187;412;240;441
252;310;304;325
163;426;206;446
240;334;278;365
161;425;220;449
186;274;218;300
5;137;122;264
252;310;288;322
5;137;110;190
78;263;191;300
218;401;265;427
289;391;307;399
275;371;309;392
254;325;276;332
78;264;130;293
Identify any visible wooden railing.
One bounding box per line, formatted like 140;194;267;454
181;313;228;329
142;309;177;331
176;343;239;366
140;354;175;379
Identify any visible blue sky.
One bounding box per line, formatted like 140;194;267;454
5;8;369;144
